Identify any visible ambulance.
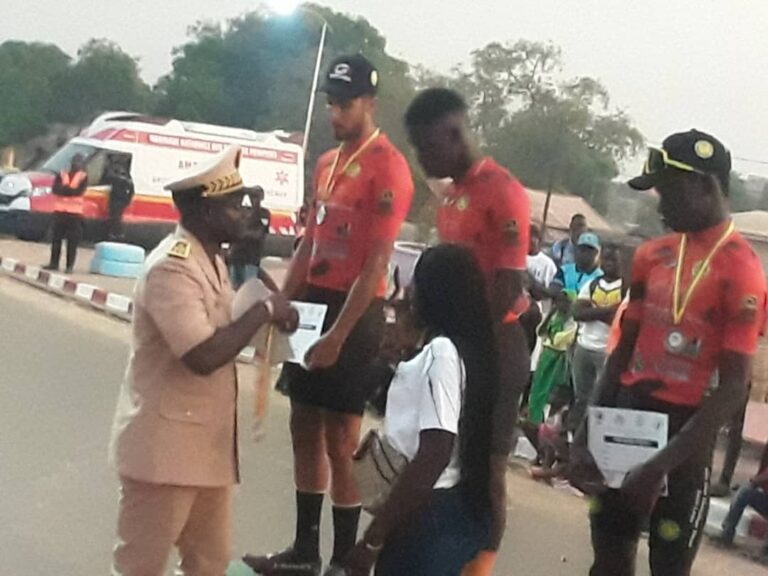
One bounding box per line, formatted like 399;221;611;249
0;112;305;253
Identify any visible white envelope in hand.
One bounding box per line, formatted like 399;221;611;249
232;278;327;366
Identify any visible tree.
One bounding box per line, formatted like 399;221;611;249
0;41;70;147
729;172;755;213
445;40;644;222
155;5;422;206
53;39;152;123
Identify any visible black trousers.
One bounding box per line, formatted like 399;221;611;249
49;212;83;271
589;389;714;576
107;202;128;240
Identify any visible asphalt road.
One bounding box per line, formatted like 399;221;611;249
0;276;763;575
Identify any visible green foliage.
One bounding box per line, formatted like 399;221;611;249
53;39;152;123
729;172;755;212
154;5;423;205
2;19;644;224
0;42;70;147
442;39;644;212
0;39;150;148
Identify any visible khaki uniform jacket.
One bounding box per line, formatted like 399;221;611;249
109;228;239;487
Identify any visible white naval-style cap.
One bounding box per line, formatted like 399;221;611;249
164;145;244;198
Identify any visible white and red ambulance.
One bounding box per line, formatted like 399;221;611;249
0;112;305;252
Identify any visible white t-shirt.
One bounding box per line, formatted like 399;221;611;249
384;337;465;490
527;252;558;289
577;277;624;352
527;251;558;369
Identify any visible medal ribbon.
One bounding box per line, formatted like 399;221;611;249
672;220;735;324
323;128;381;197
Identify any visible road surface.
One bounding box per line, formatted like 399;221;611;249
0;276;763;575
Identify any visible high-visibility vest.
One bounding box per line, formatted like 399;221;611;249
53;170;87;215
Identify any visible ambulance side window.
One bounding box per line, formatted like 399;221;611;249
92;152;133;185
85;151;108;185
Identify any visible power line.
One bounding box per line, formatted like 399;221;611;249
732;156;768;166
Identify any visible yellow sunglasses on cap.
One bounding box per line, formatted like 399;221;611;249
643;147;706;176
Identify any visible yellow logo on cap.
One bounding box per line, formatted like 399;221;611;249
694;140;714;159
370;70;378;87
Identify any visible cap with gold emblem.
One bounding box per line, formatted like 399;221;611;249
319;54;379;101
629;129;732;193
164;145;244;197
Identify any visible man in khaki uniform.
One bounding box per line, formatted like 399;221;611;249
109;145;297;576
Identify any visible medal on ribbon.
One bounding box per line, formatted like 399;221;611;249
665;330;687;354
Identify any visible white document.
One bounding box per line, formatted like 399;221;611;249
588;407;669;489
232;278;327;366
270;301;327;365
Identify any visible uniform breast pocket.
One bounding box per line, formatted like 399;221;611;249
159;390;214;425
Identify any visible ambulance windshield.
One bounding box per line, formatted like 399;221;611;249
41;142;98;173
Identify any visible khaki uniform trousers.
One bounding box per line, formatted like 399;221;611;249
112;476;232;576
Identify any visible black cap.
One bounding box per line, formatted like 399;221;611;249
319;54;379;101
628;129;732;192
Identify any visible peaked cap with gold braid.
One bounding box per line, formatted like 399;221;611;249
164;145;244;197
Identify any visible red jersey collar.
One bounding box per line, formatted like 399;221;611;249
685;218;733;247
456;157;492;186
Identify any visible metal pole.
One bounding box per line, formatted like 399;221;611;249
302;21;327;156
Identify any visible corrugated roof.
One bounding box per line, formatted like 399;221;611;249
732;211;768;241
526;188;614;233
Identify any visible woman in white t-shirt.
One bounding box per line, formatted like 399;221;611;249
344;244;498;576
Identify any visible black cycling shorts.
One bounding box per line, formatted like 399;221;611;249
281;285;385;416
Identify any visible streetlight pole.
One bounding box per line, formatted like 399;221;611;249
269;3;330;157
302;20;327;156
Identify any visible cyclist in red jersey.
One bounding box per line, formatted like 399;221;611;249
404;88;531;576
244;55;413;576
570;130;768;576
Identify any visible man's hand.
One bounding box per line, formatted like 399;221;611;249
343;542;377;576
305;331;344;370
568;442;607;496
267;293;299;334
620;461;665;515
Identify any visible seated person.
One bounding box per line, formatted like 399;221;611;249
717;446;768;560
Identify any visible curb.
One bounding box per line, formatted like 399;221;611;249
0;255;256;363
0;256;133;321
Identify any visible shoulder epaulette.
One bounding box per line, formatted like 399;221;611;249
167;239;191;259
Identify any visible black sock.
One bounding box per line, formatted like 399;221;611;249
332;505;362;564
294;491;323;560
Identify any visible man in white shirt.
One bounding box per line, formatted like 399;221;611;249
524;224;558;368
526;224;557;310
569;245;625;432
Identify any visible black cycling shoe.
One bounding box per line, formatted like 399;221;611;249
242;547;322;576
